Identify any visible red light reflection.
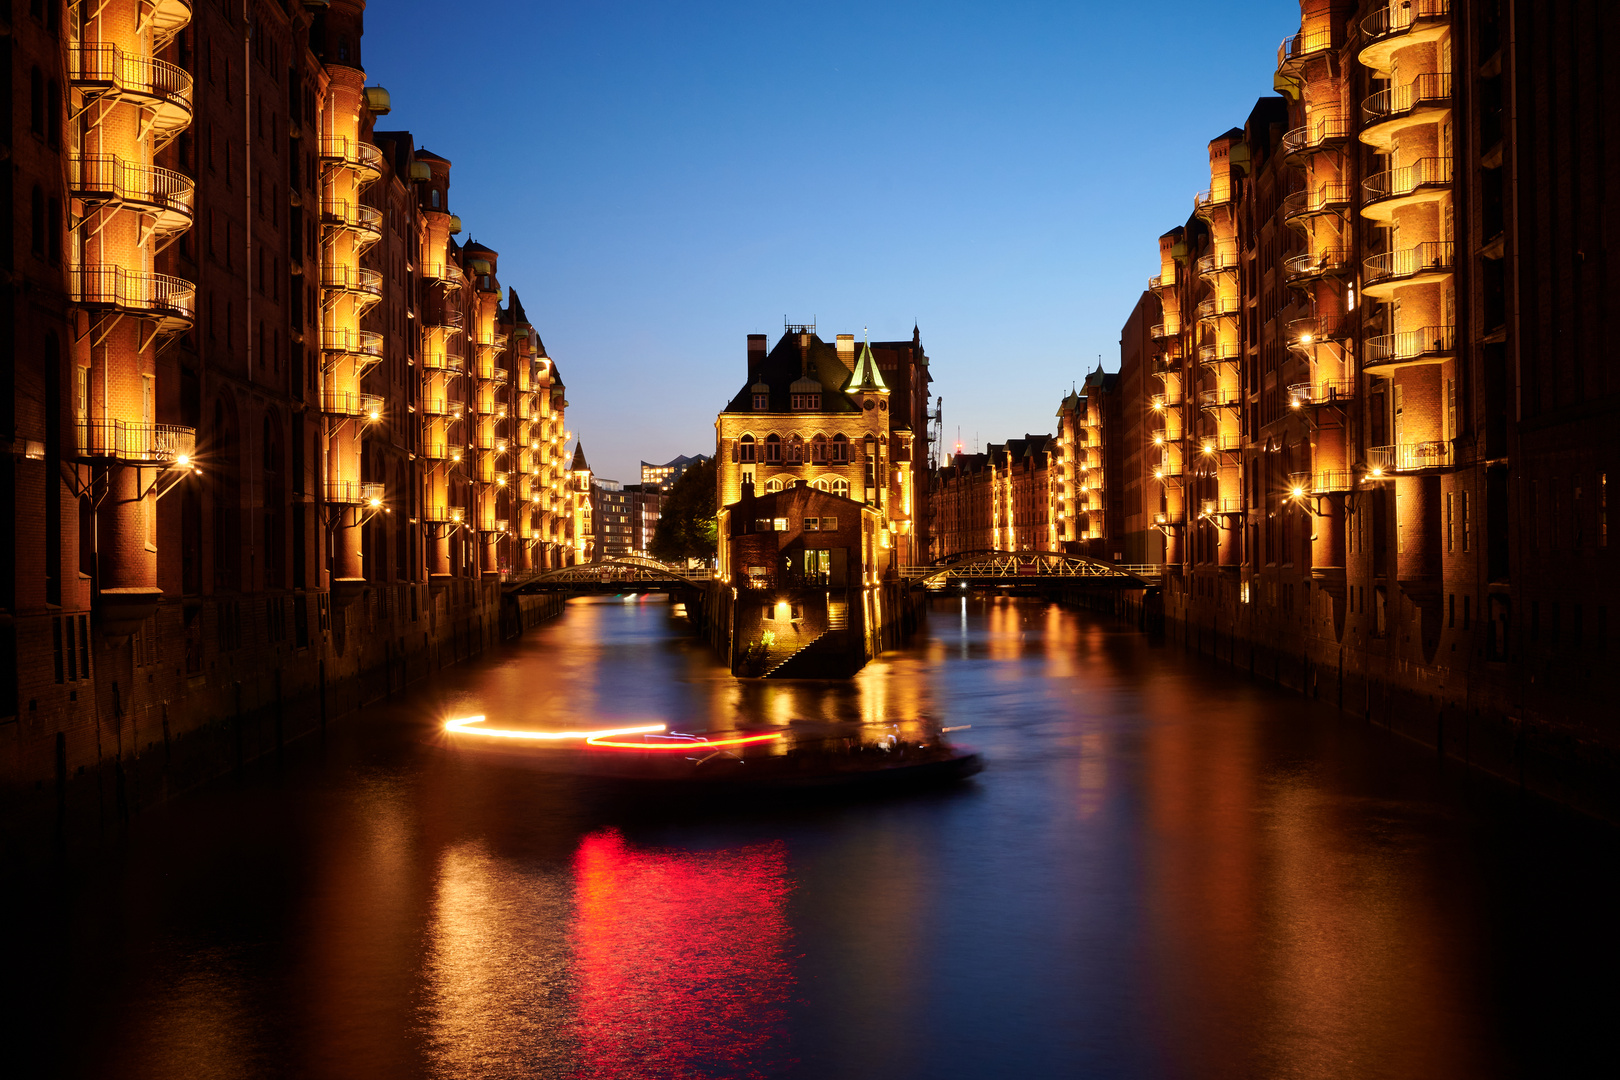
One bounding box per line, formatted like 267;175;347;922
570;830;796;1079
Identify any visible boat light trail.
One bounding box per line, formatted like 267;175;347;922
584;732;784;751
444;716;667;741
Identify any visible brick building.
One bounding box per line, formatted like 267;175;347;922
2;0;585;820
591;479;663;558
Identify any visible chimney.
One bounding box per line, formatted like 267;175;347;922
747;334;767;375
836;334;855;361
734;480;756;535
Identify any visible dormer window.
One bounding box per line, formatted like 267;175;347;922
791;393;821;410
752;390;769;410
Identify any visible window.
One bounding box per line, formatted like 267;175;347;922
792;393;821;410
831;479;849;499
812;478;829;492
1461;490;1471;552
773;518;788;532
765;478;782;493
754;518;774;531
811;435;828;463
805;517;820;531
831;434;850;462
764;434;781;463
753;392;769;410
822;516;838;530
786;436;803;464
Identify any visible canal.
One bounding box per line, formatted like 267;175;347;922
9;595;1615;1079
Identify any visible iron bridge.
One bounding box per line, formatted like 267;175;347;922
901;551;1161;589
501;555;712;593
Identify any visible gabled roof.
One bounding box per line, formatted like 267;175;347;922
722;333;864;414
571;441;589;471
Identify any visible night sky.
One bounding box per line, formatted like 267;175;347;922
362;0;1298;483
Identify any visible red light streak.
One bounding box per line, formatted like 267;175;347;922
582;731;783;751
443;715;667;742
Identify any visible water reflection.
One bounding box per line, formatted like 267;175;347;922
15;595;1615;1080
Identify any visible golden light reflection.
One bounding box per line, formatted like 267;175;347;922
443;715;665;741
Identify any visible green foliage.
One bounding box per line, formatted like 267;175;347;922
649;457;718;563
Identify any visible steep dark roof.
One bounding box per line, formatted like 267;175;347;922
463;239;498;256
722;333;864;414
507;288;529;325
571;442;589;471
414;147;450;163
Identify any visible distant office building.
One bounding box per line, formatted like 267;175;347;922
641;455;711;493
591;479;665;558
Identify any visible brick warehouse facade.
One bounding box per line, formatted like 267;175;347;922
1;0;588;823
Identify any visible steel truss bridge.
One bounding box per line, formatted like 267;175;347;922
502;555;712;594
901;550;1161;589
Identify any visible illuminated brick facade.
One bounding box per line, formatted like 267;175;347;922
2;1;582;817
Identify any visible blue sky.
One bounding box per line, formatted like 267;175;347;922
363;0;1298;483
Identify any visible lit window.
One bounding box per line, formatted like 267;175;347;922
805;517;820;531
764;434;781;462
738;434;755;463
831;479;849;498
773;517;788;531
765;478;782;493
831;434;850;462
821;516;838;530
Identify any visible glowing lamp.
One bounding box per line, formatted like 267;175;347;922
369;497;383;509
176;453;190;466
1291;486;1305;499
1301;332;1313;344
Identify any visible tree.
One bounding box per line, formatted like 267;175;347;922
650;457;717;564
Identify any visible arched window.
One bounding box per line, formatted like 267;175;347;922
786;435;803;464
430;189;440;208
831;478;850;498
831;433;850;463
811;435;828;463
737;434;755;463
812;478;829;492
763;434;781;463
765;477;782;493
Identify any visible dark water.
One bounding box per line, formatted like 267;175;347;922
8;596;1616;1079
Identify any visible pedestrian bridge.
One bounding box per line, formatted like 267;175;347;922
901;550;1162;589
502;555;712;594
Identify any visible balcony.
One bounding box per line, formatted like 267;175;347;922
1151;393;1182;409
1196;434;1243;455
1199;387;1242;410
321;327;384;360
70;155;195;239
1311;470;1357;493
321;199;384;242
320;265;384;300
1364;324;1455;368
1153;456;1184;479
1366;441;1454;476
421;435;459;460
1198;342;1242;366
71;44;193;143
1362;157;1452;221
1196;252;1239;277
425;305;464;333
318;137;385;182
1360;72;1453;149
421;395;465;418
1360;0;1452;72
323;391;385;421
421;262;463;288
148;0;194;49
1193;187;1233;219
326;481;385;506
1286;313;1353;349
1362;241;1455;298
1283;247;1354;285
1195;295;1239;323
1149;273;1175;293
75;419;196;465
1277;25;1337;71
1281;115;1352;160
423;349;465;372
1287;379;1356;408
1281;183;1353;228
1198;498;1244;516
1153;511;1182;527
1150;319;1180;340
71;266;194;333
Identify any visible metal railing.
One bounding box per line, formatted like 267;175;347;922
70;155;194;218
425;306;464;331
1366;442;1454;473
1150;319;1180;339
1195;295;1239;321
1193;187;1232;215
75;419;195;464
321;199;384;236
1281;183;1353;223
1312;470;1357;492
318;136;384;176
423;349;465;372
1363;72;1453;125
320;265;384;297
1287;313;1352;345
320;327;384;357
1151;393;1182;409
1198;343;1242;365
1277;25;1337;69
1198;498;1244;515
1196;252;1239;276
1365;324;1456;366
1196;434;1243;453
1364;241;1455;287
1281;115;1352;156
1199;388;1241;409
1287;379;1356;407
322;391;385;420
1364;157;1453;204
71;266;195;323
1362;0;1451;45
325;480;385;505
1283;247;1354;282
71;44;193;114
